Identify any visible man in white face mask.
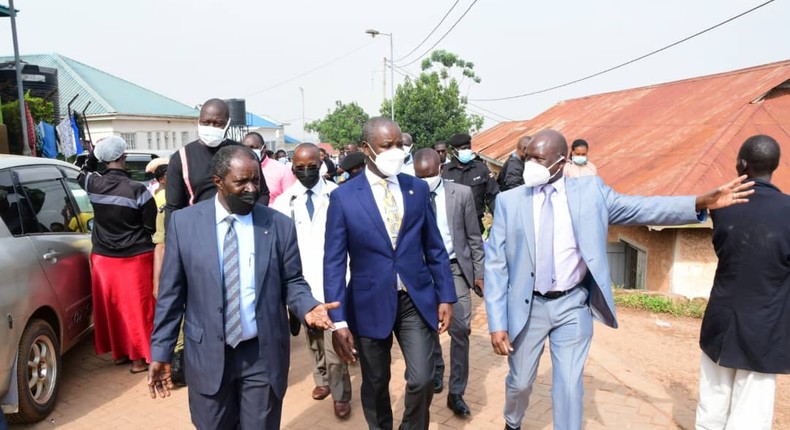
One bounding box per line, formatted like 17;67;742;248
324;117;457;430
485;129;755;430
400;132;416;176
414;148;485;418
164;98;270;228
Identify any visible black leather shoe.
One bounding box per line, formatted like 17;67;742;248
433;374;443;394
447;394;470;417
504;424;521;430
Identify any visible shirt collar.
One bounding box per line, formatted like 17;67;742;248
538;176;566;195
365;167;399;187
433;179;445;195
214;195;253;226
291;178;326;195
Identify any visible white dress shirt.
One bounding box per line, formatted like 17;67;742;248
533;177;588;292
431;180;455;259
365;168;404;245
215;197;257;341
271;178;337;302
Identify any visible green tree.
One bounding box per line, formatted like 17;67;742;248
305;101;369;149
1;91;55;154
381;50;483;147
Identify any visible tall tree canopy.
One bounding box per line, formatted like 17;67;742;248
381;50;483;147
305;101;369;149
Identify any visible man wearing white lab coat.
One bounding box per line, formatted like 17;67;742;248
273;143;352;419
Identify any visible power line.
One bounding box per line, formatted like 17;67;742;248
389;63;511;123
396;0;479;68
244;42;372;98
394;0;461;63
470;0;776;102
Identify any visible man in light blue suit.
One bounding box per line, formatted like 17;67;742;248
485;129;754;430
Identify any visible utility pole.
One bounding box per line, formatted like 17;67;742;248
8;0;30;156
382;57;387;103
299;87;305;142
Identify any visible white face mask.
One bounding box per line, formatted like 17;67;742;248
403;145;413;154
522;156;564;187
368;145;406;177
422;175;441;191
252;149;262;160
197;121;230;147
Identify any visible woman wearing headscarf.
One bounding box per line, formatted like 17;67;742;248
79;136;157;373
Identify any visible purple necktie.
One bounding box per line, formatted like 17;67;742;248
535;184;556;294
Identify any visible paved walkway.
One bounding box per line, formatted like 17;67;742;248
11;296;684;429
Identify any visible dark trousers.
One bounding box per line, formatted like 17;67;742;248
188;338;282;430
356;292;436;430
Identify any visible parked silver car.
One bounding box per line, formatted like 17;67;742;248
0;156;94;424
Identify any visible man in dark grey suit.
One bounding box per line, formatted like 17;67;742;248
148;146;338;430
414;148;485;417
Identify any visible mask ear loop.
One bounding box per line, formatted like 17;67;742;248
547;156;565;180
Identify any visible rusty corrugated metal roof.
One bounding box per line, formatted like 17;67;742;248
474;60;790;195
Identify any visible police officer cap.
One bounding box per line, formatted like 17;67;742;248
340;151;365;171
448;133;472;148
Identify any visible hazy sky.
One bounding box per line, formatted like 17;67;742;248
2;0;788;142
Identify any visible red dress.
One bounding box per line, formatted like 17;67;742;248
91;252;154;362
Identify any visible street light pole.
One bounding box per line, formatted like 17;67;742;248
8;0;30;156
365;29;395;120
299;87;305;142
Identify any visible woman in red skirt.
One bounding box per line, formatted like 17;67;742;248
78;136;158;373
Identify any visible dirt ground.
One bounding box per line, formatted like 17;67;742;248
595;307;789;429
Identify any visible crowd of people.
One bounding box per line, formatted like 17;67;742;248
72;97;786;430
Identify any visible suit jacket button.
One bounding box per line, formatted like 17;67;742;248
525;299;530;304
218;336;223;342
530;272;534;277
218;307;223;313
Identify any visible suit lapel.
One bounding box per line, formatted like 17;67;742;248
520;187;536;266
396;175;413;248
564;179;582;246
200;203;222;289
253;206;273;298
444;182;457;226
357;177;392;246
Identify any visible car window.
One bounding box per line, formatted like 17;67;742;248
125;155;156;182
17;178;83;234
0;170;24;236
65;179;94;233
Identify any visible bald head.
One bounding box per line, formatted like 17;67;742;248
413;148;441;179
199;98;230;128
293;143;321;162
516;135;532;160
737;134;781;180
362;117;401;144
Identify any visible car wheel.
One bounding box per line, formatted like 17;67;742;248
7;319;61;424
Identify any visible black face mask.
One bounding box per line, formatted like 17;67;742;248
225;191;258;215
294;168;320;189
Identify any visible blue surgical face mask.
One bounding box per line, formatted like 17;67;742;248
571;155;587;165
456;149;474;164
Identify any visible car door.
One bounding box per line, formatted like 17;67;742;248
13;166;93;350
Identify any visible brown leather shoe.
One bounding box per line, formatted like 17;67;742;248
334;400;351;419
312;385;330;400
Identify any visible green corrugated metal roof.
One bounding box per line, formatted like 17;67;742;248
0;53;198;118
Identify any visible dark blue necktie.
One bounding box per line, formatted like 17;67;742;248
306;189;315;221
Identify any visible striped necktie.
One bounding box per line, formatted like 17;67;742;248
223;216;242;348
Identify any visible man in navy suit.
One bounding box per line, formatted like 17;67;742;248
324;117;456;430
148;145;338;430
485;129;755;430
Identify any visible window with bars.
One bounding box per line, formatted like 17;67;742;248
156;132;161;150
147;132;152;148
120;132;136;150
181;131;189;145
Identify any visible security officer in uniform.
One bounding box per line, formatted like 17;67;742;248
442;133;499;234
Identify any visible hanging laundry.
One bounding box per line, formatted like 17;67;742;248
24;102;36;157
70;116;84;154
56;117;76;158
38;121;58;158
35;122;44;155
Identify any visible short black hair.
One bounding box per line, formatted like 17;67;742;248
211;145;258;179
154;164;167;181
200;98;230;120
738;135;781;175
276;149;287;156
362;117;399;144
266;150;275;158
433;141;447;149
244;132;265;146
571;139;588;150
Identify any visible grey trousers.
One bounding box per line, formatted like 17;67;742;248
504;286;593;430
434;261;473;395
304;326;352;401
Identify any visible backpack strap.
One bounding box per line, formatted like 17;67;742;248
179;147;195;206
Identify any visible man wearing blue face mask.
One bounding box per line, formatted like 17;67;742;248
442;133;500;234
563;139;598;178
485;129;755;430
